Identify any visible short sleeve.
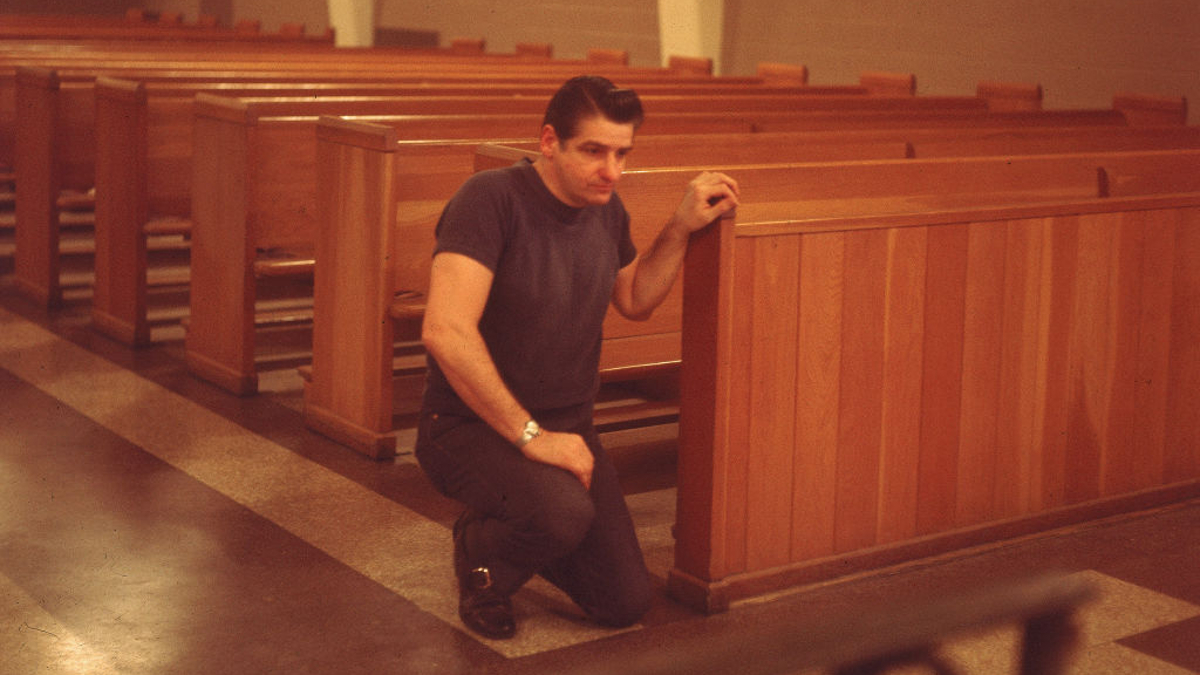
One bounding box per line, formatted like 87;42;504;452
433;171;510;272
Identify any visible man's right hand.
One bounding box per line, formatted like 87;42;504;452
521;430;594;491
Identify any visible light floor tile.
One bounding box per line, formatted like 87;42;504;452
886;570;1200;675
0;307;642;659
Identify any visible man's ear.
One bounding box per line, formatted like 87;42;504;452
538;124;558;158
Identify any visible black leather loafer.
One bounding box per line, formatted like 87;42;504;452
458;565;516;639
454;512;516;640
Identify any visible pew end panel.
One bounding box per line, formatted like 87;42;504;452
587;48;630;66
12;66;100;307
185;95;259;395
859;71;916;96
514;43;554;59
755;62;808;85
92;76;153;345
306;117;402;459
1113;93;1189;126
13;66;62;305
669;192;1200;612
667;55;714;77
975;81;1043;112
1098;150;1200;197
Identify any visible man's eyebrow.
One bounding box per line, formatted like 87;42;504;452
577;140;634;152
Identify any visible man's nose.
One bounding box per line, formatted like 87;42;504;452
600;153;622;180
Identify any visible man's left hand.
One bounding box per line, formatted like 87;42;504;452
671;171;741;234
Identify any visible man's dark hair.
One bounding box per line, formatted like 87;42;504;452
542;75;644;142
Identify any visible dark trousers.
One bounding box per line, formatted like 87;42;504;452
415;402;653;627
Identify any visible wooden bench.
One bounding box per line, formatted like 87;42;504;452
0;42;780;164
0;13;334;43
670;167;1200;612
480;124;1200;167
181;98;1150;398
1098;149;1200;196
306;122;1200;458
180;99;752;398
6;63;822;307
183;93;1026;398
88;78;880;345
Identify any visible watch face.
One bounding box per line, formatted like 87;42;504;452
518;420;542;447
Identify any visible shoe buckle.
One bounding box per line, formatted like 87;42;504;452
466;566;493;590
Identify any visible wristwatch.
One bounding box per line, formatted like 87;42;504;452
516;419;542;448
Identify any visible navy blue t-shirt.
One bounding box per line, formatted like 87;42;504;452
423;159;638;416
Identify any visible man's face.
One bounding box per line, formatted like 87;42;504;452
537;115;635;208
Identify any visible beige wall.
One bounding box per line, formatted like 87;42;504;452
377;0;661;63
43;0;1199;122
723;0;1197;121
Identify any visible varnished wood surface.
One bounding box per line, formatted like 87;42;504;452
673;194;1200;610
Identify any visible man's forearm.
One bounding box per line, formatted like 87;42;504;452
425;323;530;445
626;218;691;319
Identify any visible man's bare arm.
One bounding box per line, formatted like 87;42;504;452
422;252;594;488
611;171;739;320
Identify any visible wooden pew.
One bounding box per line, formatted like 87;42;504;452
179;102;791;398
667;55;713;76
307;127;1200;458
1098;149;1200;196
0;14;335;43
671;175;1200;612
976;80;1043;111
0;39;778;160
13;68;836;307
89;78;876;344
0;61;773;174
0;50;780;228
184;101;1140;400
301;122;924;457
756;62;808;85
180;105;720;397
482;124;1200;167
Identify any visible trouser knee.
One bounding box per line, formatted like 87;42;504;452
507;490;595;563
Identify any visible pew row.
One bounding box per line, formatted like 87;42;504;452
304;117;1198;457
0;13;336;43
481;124;1200;168
184;99;1083;397
299;124;926;457
670;188;1200;612
0;53;777;210
89;78;873;344
12;77;893;308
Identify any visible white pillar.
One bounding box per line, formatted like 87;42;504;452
327;0;375;47
657;0;725;74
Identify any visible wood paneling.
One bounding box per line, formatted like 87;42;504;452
674;199;1200;609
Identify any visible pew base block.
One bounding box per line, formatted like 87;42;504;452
667;478;1200;614
185;349;258;396
12;275;61;308
303;402;398;461
91;308;151;347
666;567;733;615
